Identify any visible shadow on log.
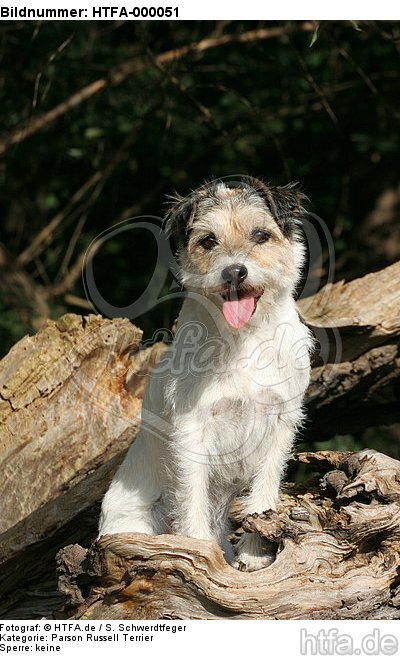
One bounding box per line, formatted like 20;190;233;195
57;449;400;620
300;260;400;439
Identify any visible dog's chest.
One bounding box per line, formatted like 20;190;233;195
171;322;307;414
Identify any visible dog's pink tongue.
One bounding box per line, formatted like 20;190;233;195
222;296;256;329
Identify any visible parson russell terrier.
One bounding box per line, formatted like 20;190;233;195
99;176;313;571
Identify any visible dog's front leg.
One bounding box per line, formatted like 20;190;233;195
235;418;295;571
169;420;213;540
173;458;213;541
98;430;163;537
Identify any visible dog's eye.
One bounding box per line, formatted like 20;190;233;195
251;229;271;244
199;233;218;250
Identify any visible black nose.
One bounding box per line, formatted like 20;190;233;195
221;264;248;285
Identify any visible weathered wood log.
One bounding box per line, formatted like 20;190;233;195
57;449;400;620
0;313;162;564
301;260;400;439
0;261;399;618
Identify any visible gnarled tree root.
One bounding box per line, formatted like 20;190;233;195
57;448;400;620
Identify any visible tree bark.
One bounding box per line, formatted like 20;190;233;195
0;313;163;564
302;260;400;439
0;260;399;618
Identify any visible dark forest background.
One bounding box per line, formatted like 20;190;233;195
0;20;399;456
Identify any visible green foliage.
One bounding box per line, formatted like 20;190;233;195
0;20;399;354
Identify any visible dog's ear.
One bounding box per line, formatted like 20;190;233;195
164;192;197;247
266;183;307;237
244;177;307;238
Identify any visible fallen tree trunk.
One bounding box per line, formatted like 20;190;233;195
0;314;163;564
0;261;399;618
301;260;400;439
57;449;400;620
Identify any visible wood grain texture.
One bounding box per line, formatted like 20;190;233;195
0;314;150;562
302;261;400;438
58;450;400;620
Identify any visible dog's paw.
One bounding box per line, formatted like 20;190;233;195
233;550;275;572
233;532;275;571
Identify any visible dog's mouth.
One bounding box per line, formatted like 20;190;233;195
219;287;263;329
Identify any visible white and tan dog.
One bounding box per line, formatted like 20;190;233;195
99;177;313;571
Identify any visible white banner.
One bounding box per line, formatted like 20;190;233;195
0;620;399;655
0;0;398;20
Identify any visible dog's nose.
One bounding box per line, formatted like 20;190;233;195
221;264;248;285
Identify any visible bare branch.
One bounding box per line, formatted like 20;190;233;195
0;22;315;156
17;130;137;267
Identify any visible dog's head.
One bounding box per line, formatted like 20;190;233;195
165;177;307;330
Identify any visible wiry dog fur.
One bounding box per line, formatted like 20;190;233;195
99;176;313;571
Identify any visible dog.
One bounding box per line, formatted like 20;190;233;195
98;176;313;571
